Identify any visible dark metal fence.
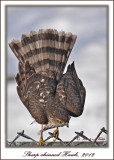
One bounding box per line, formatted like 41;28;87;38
8;127;107;147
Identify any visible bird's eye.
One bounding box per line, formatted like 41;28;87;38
58;120;62;124
57;120;63;124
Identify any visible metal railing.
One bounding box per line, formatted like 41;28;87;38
8;127;107;147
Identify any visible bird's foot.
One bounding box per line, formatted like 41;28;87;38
53;127;59;142
39;136;44;146
39;124;44;146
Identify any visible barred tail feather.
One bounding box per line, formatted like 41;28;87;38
9;29;77;81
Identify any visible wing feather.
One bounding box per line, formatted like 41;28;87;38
56;62;86;117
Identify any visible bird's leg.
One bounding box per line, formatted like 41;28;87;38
39;125;44;146
53;127;59;142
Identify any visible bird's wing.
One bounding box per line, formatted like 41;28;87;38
15;62;30;108
13;59;48;124
56;62;86;117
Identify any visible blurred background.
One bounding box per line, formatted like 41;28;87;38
6;6;108;142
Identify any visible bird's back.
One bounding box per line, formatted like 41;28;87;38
9;29;77;124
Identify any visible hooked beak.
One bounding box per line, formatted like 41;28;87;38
65;122;69;128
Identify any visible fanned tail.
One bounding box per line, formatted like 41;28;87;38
9;29;77;81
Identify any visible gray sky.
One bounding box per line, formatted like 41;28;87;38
7;6;107;143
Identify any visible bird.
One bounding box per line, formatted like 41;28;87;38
9;29;86;146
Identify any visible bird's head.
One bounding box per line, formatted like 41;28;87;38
43;107;70;131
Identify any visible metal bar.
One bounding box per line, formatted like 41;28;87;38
94;127;108;144
9;135;20;146
44;135;53;142
9;130;24;146
75;131;95;146
101;127;108;134
48;132;66;145
94;131;102;143
74;142;85;147
66;131;84;146
17;131;37;143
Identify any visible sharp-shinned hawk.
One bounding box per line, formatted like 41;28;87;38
9;29;86;145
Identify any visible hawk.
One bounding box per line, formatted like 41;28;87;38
9;29;86;146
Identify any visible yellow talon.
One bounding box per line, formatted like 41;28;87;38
39;136;44;146
39;125;44;146
53;127;59;142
